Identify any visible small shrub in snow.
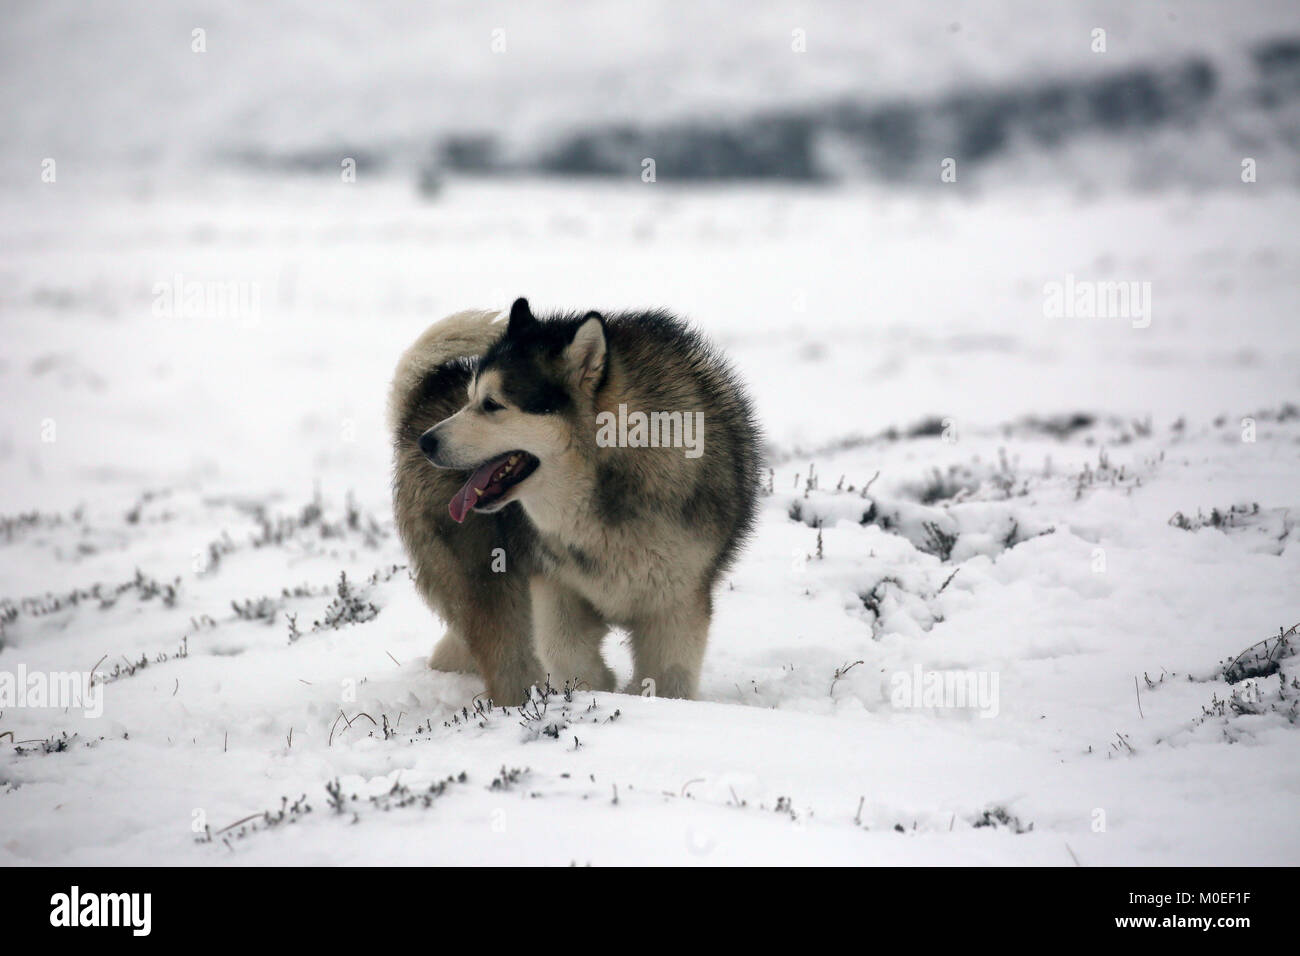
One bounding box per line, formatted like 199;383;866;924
124;489;170;525
0;507;81;545
1168;503;1260;532
367;775;465;811
1;569;181;625
231;595;279;624
972;806;1033;833
489;766;528;791
14;731;78;756
920;521;957;561
908;465;980;505
1194;672;1299;738
248;489;387;552
95;635;189;686
311;572;378;631
1011;412;1096;440
859;577;901;619
1222;623;1297;682
195;793;314;847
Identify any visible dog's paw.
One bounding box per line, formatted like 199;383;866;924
563;664;616;694
428;631;479;674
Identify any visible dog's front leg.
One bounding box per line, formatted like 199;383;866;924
626;596;709;700
454;601;544;706
531;576;615;692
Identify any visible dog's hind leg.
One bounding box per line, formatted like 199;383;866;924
626;593;710;700
531;577;615;692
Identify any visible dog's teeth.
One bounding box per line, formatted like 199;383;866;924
474;488;484;497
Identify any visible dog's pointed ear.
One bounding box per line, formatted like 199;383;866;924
563;311;606;395
506;297;535;336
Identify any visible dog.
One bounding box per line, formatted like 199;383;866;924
389;298;760;702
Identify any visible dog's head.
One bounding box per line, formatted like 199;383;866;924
419;298;606;522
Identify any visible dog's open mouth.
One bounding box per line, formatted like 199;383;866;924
448;451;539;523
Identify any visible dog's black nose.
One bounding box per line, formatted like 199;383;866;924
418;429;439;461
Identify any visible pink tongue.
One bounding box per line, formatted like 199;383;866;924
448;455;511;523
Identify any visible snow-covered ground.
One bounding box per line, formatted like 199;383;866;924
1;173;1297;865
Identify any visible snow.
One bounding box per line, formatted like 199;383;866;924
2;170;1297;865
2;0;1299;870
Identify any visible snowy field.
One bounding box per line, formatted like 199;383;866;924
1;173;1298;865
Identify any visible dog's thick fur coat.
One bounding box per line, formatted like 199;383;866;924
390;300;760;702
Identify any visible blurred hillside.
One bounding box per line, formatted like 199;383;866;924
2;0;1298;190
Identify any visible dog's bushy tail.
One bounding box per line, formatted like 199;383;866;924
386;308;504;434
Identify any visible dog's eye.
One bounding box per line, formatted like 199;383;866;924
482;397;504;413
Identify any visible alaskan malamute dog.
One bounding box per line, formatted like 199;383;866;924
389;298;760;703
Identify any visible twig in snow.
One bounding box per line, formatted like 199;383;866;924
830;659;865;695
87;654;107;687
215;812;264;835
